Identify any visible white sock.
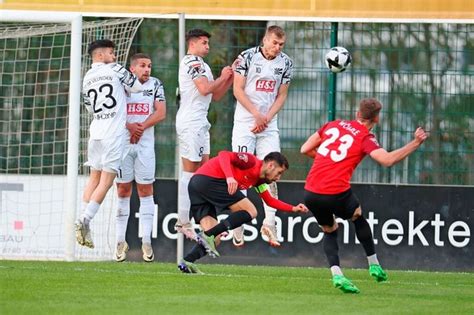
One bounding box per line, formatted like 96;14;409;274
263;182;277;225
81;200;100;225
116;197;130;243
263;204;277;225
140;196;155;244
81;200;88;212
368;254;379;265
330;265;343;276
178;171;193;224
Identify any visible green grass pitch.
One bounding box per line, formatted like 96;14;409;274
1;260;473;314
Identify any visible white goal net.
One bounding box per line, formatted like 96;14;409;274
0;16;143;260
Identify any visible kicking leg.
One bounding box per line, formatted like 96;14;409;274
352;207;387;282
322;222;360;294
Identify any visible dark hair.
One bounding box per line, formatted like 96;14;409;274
359;98;382;122
87;39;115;56
185;29;211;43
130;53;151;64
266;25;285;38
263;152;289;170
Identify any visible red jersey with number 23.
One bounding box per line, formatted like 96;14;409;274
305;119;381;195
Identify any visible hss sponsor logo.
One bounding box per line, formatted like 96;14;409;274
255;79;276;92
127;103;150;115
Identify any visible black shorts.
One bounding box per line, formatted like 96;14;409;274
188;174;246;223
303;189;360;226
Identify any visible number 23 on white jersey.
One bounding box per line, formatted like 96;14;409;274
317;127;354;162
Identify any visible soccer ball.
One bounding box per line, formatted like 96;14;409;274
325;46;352;73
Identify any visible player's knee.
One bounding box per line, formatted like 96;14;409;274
200;216;218;231
351;207;362;221
246;208;258;219
117;183;132;197
322;222;338;233
137;184;153;197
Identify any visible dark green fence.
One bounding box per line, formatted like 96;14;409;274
130;19;473;185
1;18;473;185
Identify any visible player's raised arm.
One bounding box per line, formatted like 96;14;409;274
112;63;143;93
300;131;322;158
370;127;428;167
193;65;233;98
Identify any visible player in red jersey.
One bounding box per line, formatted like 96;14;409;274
301;98;428;293
178;150;308;274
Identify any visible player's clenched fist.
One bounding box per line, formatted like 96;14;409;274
414;127;428;144
292;203;309;213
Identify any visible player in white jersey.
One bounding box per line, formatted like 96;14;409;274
231;25;294;247
175;29;235;238
75;39;143;249
114;53;166;262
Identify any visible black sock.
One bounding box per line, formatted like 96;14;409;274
353;216;375;256
183;244;207;263
323;230;340;267
204;210;252;237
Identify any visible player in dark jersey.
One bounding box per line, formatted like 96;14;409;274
301;98;428;293
178;151;308;274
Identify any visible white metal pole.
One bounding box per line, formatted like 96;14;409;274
0;10;83;262
176;12;186;264
65;14;83;261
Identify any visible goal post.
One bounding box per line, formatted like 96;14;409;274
1;10;82;262
0;11;143;261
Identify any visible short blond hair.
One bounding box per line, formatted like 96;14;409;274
359;98;382;122
266;25;285;38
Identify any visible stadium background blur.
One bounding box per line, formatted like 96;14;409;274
1;0;473;185
0;1;473;270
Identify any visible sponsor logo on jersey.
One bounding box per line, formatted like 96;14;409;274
255;79;276;92
127;103;150;115
94;112;116;120
237;153;248;163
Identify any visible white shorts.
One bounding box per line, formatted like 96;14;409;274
85;134;126;174
177;124;210;162
232;122;280;159
115;143;156;184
